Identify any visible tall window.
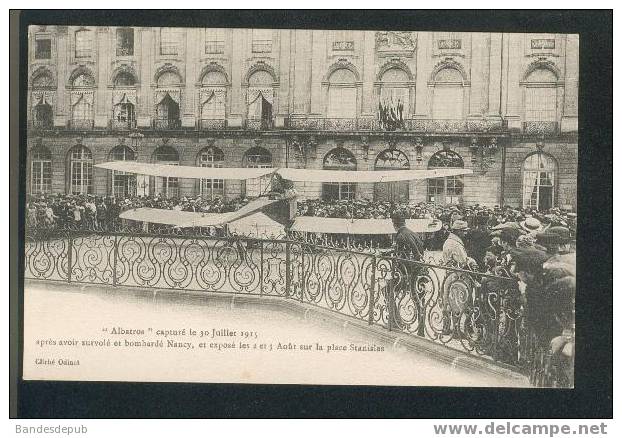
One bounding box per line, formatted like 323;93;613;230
74;29;93;58
35;36;51;59
109;146;136;197
33;98;53;128
323;147;357;201
427;150;464;205
374;149;410;202
327;69;357;118
247;70;274;128
200;71;227;123
523;153;556;211
379;68;410;130
112;72;137;129
68;145;93;195
72;96;91;120
30;147;52;195
116;28;134;56
160;28;180;55
205;28;225;54
152;146;179;198
251;29;272;53
197;147;225;200
524;69;557;122
432;67;464;120
154;71;181;129
243;147;272;197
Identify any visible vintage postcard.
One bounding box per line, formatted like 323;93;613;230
22;25;577;388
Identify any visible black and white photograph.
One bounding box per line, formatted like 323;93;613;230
18;22;583;390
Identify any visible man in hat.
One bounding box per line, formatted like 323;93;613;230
393;212;424;261
442;219;472;268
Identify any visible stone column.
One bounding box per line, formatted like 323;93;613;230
55;26;68;126
228;28;245;128
468;32;489;117
136;27;152;128
310;30;326;115
361;30;376;117
181;28;196;128
487;32;502;120
95;27;110;128
504;33;523;131
414;32;430;118
561;34;578;133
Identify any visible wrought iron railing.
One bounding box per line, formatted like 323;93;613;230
286;118;508;133
110;119;137;131
152;118;181;130
68;119;94;130
198;119;227;130
31;120;53;130
23;227;563;385
523;121;560;136
245;118;273;130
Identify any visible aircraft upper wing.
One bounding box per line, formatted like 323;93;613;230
277;168;472;182
95;161;277;180
96;161;472;182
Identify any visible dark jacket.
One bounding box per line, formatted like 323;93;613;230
395;226;424;260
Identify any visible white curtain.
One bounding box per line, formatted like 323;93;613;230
70;90;94;106
154;88;181;105
200;88;226;119
522;170;539;208
112;89;137;106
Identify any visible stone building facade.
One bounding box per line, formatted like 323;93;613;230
26;26;578;210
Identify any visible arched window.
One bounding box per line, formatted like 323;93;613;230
200;71;227;125
67;145;93;195
30;147;52;195
70;72;94;129
197;147;225;200
327;68;357;118
374;149;410;202
524;68;557;122
379;68;409;130
114;72;136;87
31;72;54;128
32;72;53;88
72;95;92;120
427;149;464;205
112;72;137;130
109;145;136;197
154;71;181;129
152;146;180;198
157;71;181;87
33;97;53;128
247;70;274;129
243;146;272;197
74;29;93;58
523;152;556;211
323;147;357;201
432;67;464;120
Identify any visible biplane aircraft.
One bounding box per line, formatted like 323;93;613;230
95;161;472;238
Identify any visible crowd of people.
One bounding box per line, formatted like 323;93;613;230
26;192;575;386
25;193;253;231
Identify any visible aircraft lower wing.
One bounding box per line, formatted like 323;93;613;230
290;217;396;235
119;208;233;227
